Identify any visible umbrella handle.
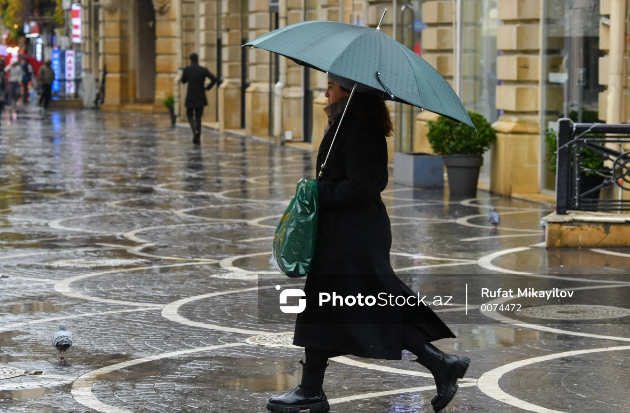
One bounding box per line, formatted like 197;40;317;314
317;83;358;182
376;71;395;100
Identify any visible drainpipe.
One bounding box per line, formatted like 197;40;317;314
454;0;463;98
273;0;287;140
606;0;626;124
339;0;345;23
173;0;184;119
393;0;397;40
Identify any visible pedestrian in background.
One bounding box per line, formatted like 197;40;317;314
180;52;218;145
20;57;33;103
4;60;23;108
267;75;470;413
38;60;55;109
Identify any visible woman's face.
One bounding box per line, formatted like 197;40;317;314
325;80;350;105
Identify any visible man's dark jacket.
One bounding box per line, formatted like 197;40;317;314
181;63;217;108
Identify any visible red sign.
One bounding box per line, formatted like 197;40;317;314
71;4;81;43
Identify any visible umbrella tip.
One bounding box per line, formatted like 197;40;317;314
377;9;387;30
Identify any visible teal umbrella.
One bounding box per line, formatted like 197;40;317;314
244;16;474;128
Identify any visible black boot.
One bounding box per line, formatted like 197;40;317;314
414;343;470;412
267;359;330;413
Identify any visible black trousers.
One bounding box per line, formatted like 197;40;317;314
22;81;29;103
186;106;204;135
39;85;52;108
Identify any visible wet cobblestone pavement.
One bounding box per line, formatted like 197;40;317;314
0;107;629;412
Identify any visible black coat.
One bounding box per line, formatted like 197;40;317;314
181;64;218;108
293;104;455;360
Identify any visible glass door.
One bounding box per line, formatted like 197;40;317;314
540;0;604;192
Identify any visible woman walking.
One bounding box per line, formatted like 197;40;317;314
266;74;470;413
4;60;23;109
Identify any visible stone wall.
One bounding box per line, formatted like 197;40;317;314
101;2;130;106
199;0;219;123
154;2;178;106
219;0;244;130
490;0;563;196
245;0;271;137
414;0;452;155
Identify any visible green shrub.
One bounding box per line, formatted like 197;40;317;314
163;95;175;110
545;128;559;174
568;109;604;124
427;112;496;156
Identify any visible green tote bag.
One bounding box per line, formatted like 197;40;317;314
272;178;319;277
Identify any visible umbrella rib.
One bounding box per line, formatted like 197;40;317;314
392;40;423;109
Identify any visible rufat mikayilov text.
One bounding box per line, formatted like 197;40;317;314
481;288;574;299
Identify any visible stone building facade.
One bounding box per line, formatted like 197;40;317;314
80;0;630;197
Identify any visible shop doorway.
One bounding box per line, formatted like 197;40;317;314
134;0;156;103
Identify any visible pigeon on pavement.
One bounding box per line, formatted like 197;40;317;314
488;208;500;229
52;325;73;360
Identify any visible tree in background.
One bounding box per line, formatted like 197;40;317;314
1;0;64;44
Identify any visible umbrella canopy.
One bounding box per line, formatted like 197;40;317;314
0;54;44;79
245;20;474;128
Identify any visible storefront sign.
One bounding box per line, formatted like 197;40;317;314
71;4;81;44
65;50;75;95
52;49;61;93
36;38;43;62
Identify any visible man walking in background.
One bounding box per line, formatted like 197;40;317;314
38;60;55;109
180;53;218;145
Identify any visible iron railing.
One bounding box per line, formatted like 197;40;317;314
556;118;630;214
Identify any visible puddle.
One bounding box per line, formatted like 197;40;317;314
0;383;72;400
449;325;548;350
0;233;29;242
0;331;27;341
2;302;65;315
46;258;149;268
94;357;302;392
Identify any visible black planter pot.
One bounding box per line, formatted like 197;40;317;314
579;173;604;199
442;154;484;196
168;107;176;127
578;172;604;211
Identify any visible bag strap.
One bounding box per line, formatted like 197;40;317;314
317;83;357;181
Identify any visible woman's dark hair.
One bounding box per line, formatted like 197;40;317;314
340;87;394;137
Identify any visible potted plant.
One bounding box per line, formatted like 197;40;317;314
163;95;176;127
427;111;496;196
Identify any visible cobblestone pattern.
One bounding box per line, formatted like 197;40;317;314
0;108;629;412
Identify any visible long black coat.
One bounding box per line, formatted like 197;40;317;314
181;64;218;108
293;104;455;360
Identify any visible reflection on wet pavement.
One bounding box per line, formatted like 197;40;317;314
0;107;628;412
